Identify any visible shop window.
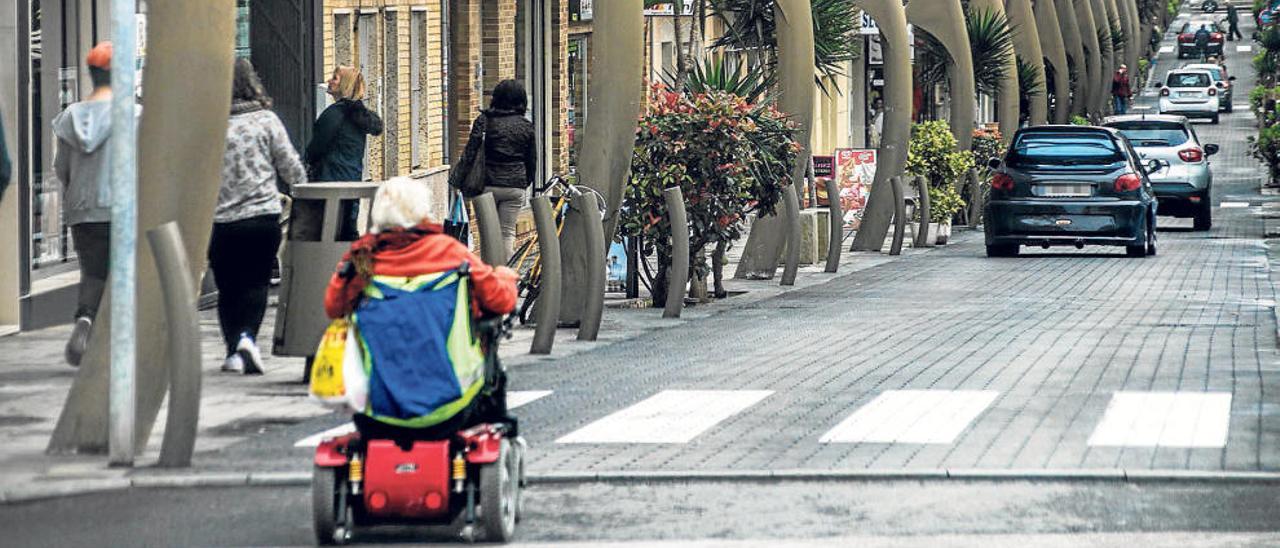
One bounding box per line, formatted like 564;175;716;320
334;12;352;67
567;35;588;170
356;12;379;180
410;9;425;169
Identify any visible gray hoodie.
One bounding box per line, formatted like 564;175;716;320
53;100;138;226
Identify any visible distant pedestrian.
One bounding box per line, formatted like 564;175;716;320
1194;25;1211;61
869;96;885;148
1227;4;1243;41
449;79;537;260
0;111;11;200
305;65;384;240
212;59;308;375
1111;65;1133;115
53;42;138;366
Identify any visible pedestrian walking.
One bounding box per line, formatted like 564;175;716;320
212;59;307;375
1227;4;1244;41
869;96;885;148
53;42;138;366
1111;65;1133;115
449;79;537;260
0;111;11;200
304;65;384;240
1195;25;1212;61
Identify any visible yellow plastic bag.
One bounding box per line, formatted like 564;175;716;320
309;318;351;406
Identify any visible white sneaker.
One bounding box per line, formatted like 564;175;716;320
236;334;264;375
221;354;244;373
65;317;93;367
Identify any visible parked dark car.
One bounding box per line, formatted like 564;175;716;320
1176;19;1225;58
984;126;1161;258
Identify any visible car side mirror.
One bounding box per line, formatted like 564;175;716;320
1205;143;1220;156
987;158;1002;170
1215;81;1226;88
1229;76;1238;81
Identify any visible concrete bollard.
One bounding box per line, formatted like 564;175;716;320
889;176;907;256
575;192;606;341
825;178;842;273
471;192;506;267
663;187;689;319
148;223;201;468
529;197;561;355
781;185;802;286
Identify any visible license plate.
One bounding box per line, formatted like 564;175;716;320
1036;184;1092;197
1177;91;1199;98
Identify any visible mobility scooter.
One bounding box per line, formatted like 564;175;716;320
311;265;526;545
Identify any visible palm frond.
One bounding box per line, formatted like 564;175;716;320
965;7;1016;96
666;54;774;104
708;0;860;90
1017;55;1044;97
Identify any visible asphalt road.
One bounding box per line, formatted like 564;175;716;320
3;480;1280;547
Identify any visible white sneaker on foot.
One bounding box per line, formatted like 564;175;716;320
65;316;93;367
236;334;264;375
221;353;244;373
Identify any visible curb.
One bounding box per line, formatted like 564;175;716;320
7;467;1280;504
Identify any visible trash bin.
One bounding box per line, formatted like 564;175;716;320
273;182;379;368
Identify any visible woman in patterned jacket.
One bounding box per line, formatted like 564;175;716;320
213;59;308;375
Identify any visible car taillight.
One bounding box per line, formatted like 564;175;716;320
1212;33;1223;39
1208;88;1217;96
1160;88;1171;96
1179;148;1205;162
992;172;1014;191
1114;173;1142;192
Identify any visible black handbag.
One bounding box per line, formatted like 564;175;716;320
452;115;488;198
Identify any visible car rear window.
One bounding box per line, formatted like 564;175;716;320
1008;132;1125;166
1167;72;1210;87
1107;121;1191;147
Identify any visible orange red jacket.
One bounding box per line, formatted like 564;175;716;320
324;226;518;319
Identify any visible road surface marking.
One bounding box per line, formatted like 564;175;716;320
293;390;554;448
1160;45;1174;53
1220;202;1251;208
1238;45;1253;53
819;390;999;444
1087;392;1232;448
556;390;772;444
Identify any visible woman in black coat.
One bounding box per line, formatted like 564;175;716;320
305;65;384;238
451;79;537;259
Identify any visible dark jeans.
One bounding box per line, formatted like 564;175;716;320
1229;24;1243;40
70;222;111;320
209;214;282;356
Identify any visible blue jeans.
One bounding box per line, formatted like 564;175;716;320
1113;96;1128;115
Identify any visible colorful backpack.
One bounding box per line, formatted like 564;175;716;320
352;267;485;428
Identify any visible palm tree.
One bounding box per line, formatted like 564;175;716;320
964;7;1017;97
706;0;860;90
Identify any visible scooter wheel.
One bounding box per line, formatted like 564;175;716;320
479;439;518;542
312;466;349;545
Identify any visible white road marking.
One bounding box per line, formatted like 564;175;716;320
1088;392;1232;448
1238;45;1253;53
819;390;999;444
294;390;555;448
1220;202;1251;208
1160;45;1175;53
556;390;772;444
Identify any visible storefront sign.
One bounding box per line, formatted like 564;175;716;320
833;149;877;230
860;12;879;35
812;155;835;206
644;0;694;16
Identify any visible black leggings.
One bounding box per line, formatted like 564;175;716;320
70;222;111;320
209;214;281;356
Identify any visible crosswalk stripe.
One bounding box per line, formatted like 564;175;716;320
1238;45;1253;52
556;390;772;444
1087;392;1232;448
1159;45;1174;53
1220;202;1251;208
820;390;999;444
293;390;554;448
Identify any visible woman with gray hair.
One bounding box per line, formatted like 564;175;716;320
213;58;307;374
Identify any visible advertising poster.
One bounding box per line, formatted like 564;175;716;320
812;155;834;207
834;149;877;230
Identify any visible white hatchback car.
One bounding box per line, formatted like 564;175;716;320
1158;69;1220;124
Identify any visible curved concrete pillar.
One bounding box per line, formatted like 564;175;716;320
849;0;913;251
1118;0;1140;85
1090;0;1116;113
775;0;815;274
49;1;236;453
1056;0;1088;116
1035;0;1071;123
907;0;977;150
969;0;1019;143
1075;0;1105;118
1005;0;1048;125
559;0;643;325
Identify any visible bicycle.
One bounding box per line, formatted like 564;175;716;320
506;175;606;325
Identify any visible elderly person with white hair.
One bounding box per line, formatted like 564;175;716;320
323;177;518;440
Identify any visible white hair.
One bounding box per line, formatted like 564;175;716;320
370;177;435;233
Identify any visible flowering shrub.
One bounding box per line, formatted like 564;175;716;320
621;84;799;303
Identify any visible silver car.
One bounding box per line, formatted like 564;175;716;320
1103;114;1219;230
